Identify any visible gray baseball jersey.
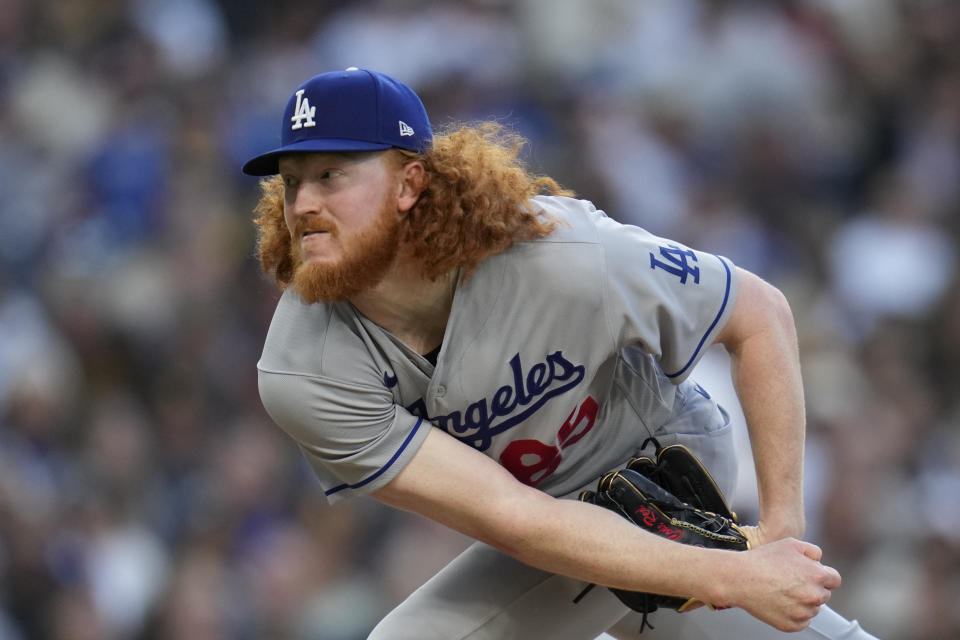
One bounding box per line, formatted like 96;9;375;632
257;195;738;503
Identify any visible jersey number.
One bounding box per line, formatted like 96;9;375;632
499;396;599;486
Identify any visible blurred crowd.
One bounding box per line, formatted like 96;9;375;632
0;0;958;638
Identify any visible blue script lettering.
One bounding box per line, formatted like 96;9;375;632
424;351;585;451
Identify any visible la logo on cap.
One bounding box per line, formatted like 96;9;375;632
241;68;433;176
290;89;316;130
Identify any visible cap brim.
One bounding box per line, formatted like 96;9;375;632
241;138;394;176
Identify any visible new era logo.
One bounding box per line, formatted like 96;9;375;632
398;120;415;137
290;89;316;130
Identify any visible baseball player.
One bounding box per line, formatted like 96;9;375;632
242;68;879;639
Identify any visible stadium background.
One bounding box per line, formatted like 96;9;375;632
1;1;958;638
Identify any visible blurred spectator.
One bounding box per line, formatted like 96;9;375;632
827;173;957;335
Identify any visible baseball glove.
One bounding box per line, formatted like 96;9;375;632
575;438;749;617
623;437;738;520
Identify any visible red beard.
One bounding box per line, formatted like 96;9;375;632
289;201;401;304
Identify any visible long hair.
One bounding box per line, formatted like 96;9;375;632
252;122;573;288
252;173;293;287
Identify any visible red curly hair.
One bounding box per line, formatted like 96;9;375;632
252;122;573;288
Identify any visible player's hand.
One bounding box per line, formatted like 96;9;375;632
741;511;805;548
740;524;765;549
740;521;795;548
725;538;841;632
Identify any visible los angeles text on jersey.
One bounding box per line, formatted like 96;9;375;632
406;351;586;450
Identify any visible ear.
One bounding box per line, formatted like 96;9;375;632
396;160;426;213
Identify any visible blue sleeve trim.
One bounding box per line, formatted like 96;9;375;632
665;256;732;380
324;417;425;496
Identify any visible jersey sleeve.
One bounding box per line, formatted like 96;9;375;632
594;213;739;382
257;367;430;503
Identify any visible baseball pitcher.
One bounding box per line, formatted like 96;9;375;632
242;68;880;639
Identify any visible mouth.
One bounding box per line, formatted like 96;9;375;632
298;229;334;260
300;226;334;241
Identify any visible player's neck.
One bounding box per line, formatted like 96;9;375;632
348;262;458;355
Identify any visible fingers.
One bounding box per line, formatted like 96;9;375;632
822;564;842;590
770;605;829;633
740;524;762;549
764;540;842;630
740;537;845;632
796;540;842;590
782;566;838;630
798;540;822;562
798;541;842;591
777;591;832;632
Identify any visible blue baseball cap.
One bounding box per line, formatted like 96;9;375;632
241;68;433;176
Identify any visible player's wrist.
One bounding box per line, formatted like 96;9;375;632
757;509;806;542
697;548;744;609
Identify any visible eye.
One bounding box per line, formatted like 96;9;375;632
319;169;343;180
281;175;300;189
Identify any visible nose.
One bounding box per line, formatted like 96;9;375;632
284;183;328;236
287;181;325;218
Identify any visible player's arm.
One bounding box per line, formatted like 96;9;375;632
372;426;838;632
714;267;806;545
